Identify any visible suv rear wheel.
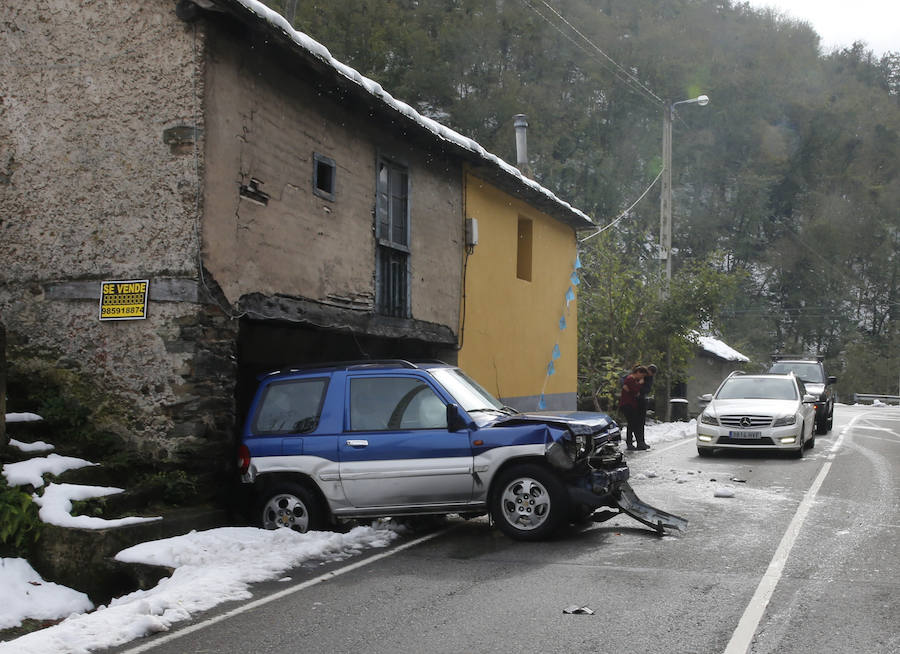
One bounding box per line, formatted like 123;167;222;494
490;463;568;541
257;482;324;533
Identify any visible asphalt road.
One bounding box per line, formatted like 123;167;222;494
111;404;900;654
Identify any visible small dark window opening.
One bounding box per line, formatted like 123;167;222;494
517;217;533;281
313;153;336;201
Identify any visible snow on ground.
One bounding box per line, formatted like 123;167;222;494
4;413;43;423
2;455;96;488
643;418;696;444
0;525;400;654
8;438;54;453
33;484;162;529
0;559;93;631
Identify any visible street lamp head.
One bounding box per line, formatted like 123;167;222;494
673;94;710;109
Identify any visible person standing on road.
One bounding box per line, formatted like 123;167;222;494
638;363;657;436
619;365;649;450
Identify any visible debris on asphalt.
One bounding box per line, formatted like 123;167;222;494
563;606;595;615
714;486;736;498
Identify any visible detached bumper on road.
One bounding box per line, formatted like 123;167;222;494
567;468;688;534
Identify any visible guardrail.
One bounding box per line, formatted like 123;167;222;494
853;393;900;405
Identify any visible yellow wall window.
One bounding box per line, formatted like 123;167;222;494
516;217;533;281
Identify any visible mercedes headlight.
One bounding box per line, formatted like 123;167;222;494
700;412;719;426
773;414;797;427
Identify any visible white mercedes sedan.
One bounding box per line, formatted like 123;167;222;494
696;372;817;457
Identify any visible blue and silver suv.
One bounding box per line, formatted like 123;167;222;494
238;360;686;541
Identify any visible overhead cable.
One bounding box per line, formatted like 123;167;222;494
519;0;664;109
579;168;664;242
535;0;665;107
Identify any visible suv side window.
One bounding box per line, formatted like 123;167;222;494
253;378;328;434
350;377;448;431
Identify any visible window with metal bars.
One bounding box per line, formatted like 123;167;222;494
375;157;410;317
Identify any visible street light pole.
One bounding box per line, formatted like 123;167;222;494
659;94;709;290
660;103;674;288
659;94;708;421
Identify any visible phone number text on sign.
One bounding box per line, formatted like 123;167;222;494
99;280;149;321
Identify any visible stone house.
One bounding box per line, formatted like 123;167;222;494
0;0;594;498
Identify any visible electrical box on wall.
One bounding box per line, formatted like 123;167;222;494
465;217;479;247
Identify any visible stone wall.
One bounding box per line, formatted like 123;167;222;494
0;1;237;488
0;320;6;449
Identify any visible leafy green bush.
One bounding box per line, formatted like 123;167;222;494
0;478;42;552
138;469;200;506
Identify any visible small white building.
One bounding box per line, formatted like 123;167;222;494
684;334;750;416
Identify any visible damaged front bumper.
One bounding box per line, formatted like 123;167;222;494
566;466;688;535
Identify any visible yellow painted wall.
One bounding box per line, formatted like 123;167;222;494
459;171;579;409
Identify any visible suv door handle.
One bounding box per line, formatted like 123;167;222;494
345;439;369;447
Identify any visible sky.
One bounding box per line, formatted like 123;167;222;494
744;0;899;56
0;412;699;654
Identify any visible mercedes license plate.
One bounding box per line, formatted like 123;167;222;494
729;430;762;439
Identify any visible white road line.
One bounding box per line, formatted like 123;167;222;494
121;528;449;654
723;414;861;654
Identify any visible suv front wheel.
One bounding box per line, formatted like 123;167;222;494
257;481;324;533
490;464;568;541
816;404;833;434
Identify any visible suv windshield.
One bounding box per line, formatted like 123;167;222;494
768;362;824;383
717;377;798;400
429;367;505;412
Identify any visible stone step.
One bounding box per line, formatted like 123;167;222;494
30;505;233;604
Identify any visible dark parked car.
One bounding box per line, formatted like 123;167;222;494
238;360;686;541
767;355;837;434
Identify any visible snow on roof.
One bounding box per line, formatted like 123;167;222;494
215;0;594;229
694;333;749;362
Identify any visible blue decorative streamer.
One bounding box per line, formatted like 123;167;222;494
538;253;583;411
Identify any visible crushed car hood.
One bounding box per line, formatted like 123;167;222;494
491;410;617;436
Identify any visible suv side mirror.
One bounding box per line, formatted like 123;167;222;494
802;393;817;403
446;404;470;432
827;376;837;385
699;393;713;402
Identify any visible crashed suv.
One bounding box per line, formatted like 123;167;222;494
238;360;686;541
767;355;837;434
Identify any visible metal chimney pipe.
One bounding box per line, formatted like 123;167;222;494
513;114;528;172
